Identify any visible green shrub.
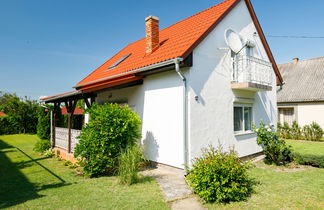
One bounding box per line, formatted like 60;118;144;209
277;122;283;139
37;107;51;140
291;121;302;140
118;144;145;185
33;139;51;153
74;103;141;177
294;153;324;168
282;122;292;139
0;116;15;135
43;149;54;158
278;121;323;141
254;123;293;165
0;94;38;134
302;122;323;141
185;146;254;203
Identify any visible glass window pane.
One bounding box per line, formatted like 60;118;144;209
234;107;243;131
244;107;252;131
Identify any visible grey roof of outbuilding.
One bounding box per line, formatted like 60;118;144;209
277;57;324;103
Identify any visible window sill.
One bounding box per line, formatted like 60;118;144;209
234;131;255;136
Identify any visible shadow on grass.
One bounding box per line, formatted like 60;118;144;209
0;139;69;209
137;175;154;184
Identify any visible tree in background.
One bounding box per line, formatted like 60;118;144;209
0;91;39;134
37;106;51;140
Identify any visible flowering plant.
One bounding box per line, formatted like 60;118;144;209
253;122;293;165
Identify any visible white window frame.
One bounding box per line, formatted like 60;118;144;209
234;103;254;135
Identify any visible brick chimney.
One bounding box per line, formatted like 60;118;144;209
293;58;299;64
145;16;160;54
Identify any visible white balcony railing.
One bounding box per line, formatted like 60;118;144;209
231;55;273;86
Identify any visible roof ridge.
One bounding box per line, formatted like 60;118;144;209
159;0;234;32
279;56;324;65
77;0;237;86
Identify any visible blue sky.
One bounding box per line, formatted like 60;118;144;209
0;0;323;99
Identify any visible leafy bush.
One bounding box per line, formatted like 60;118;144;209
74;103;141;177
0;116;15;135
282;122;292;139
37;107;51;140
118;144;145;185
294;153;324;168
291;121;302;140
277;121;323;141
34;139;51;153
302;122;323;141
186;146;254;203
0;92;38;135
254;123;293;165
43;149;54;158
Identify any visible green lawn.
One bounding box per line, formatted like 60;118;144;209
2;135;324;209
0;134;168;210
286;139;324;156
206;140;324;209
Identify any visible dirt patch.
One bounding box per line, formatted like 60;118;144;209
275;164;312;172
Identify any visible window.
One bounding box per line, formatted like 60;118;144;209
278;107;294;126
234;104;253;133
107;53;131;70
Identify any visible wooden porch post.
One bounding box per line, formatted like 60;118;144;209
52;102;60;148
65;99;78;153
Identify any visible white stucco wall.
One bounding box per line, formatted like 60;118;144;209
94;0;278;169
297;103;324;128
187;0;277;161
278;102;324;129
96;70;185;168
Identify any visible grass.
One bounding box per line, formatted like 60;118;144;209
286;139;324;156
206;140;324;209
0;134;168;210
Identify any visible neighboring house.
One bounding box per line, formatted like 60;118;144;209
277;57;324;128
42;0;282;169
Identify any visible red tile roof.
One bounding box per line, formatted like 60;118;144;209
0;112;6;117
61;107;84;115
76;0;241;89
44;0;282;100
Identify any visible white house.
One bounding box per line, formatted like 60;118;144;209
277;57;324;129
42;0;283;169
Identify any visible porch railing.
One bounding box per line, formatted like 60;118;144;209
55;127;81;152
231;55;273;86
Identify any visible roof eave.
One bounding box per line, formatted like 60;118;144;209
74;57;184;89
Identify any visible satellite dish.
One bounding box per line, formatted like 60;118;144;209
224;29;244;54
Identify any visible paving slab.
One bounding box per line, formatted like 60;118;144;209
141;164;206;210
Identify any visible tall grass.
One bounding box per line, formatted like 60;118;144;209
118;144;144;185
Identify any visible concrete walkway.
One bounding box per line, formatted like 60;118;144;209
141;164;206;210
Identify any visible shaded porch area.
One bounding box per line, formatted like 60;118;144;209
41;91;96;161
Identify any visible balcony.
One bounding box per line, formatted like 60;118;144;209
231;55;273;91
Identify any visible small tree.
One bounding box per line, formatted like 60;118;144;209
74;103;141;177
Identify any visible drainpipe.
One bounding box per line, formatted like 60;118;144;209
174;58;188;168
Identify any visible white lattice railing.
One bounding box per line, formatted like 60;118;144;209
231;55;273;86
55;127;81;152
71;129;81;152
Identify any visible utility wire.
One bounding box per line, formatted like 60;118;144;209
267;35;324;39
